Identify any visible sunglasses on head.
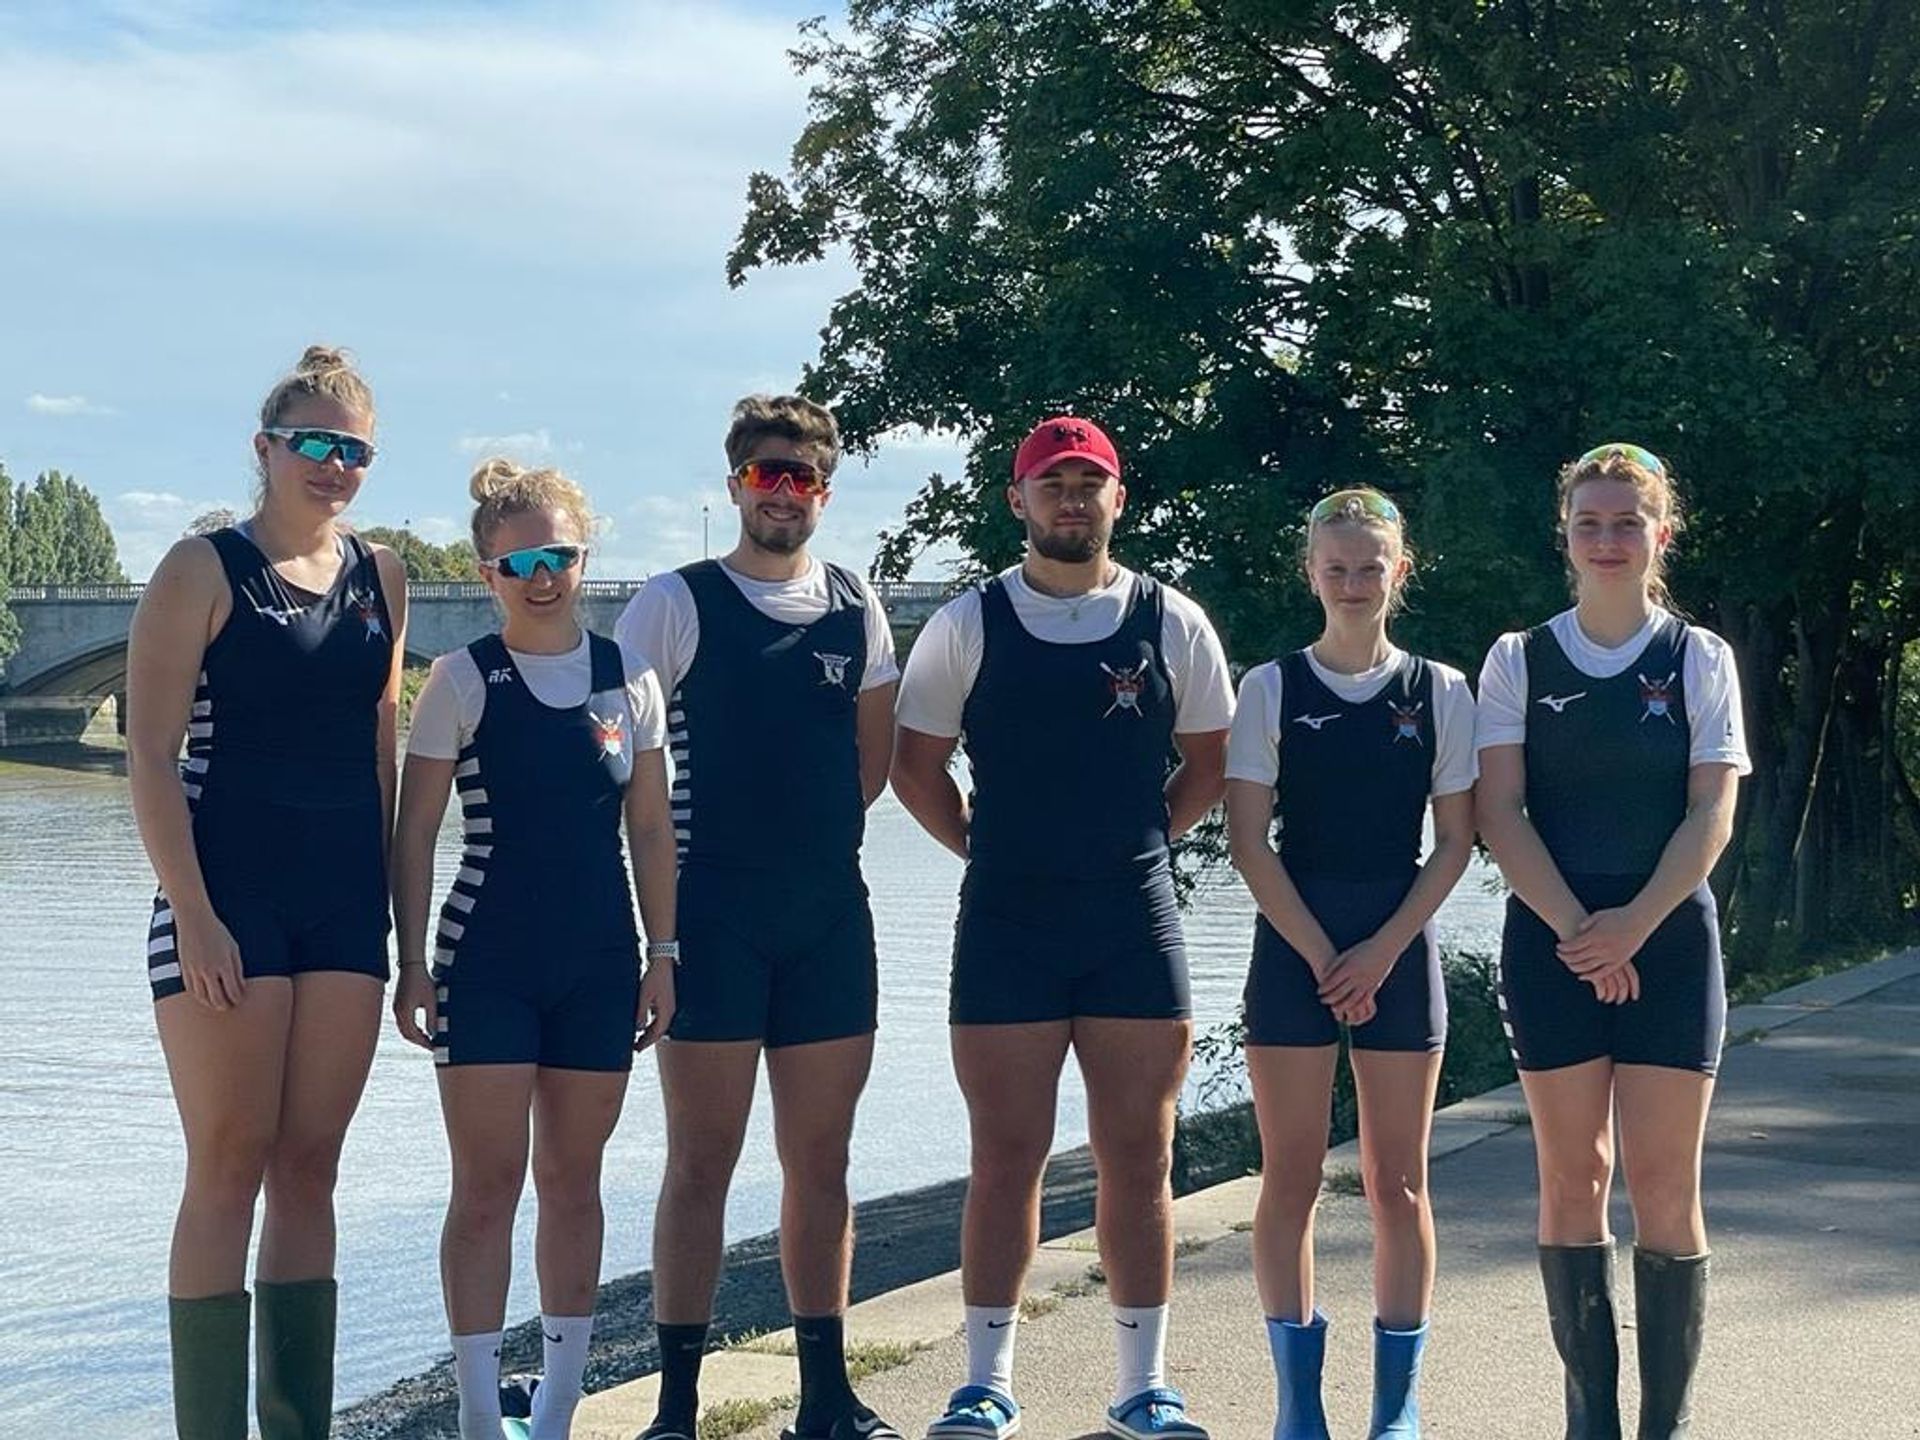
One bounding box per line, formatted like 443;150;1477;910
734;458;830;498
480;543;587;579
1574;442;1666;477
1308;489;1401;526
264;427;376;469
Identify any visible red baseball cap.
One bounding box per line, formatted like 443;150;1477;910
1012;416;1121;483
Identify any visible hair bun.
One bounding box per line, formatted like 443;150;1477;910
294;344;353;375
469;456;527;503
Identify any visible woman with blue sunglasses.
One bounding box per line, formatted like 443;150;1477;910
127;345;408;1438
392;458;677;1440
1225;488;1477;1438
1476;446;1748;1438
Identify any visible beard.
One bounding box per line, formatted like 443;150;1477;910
1028;521;1108;565
743;507;817;555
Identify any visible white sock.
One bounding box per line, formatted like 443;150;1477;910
963;1304;1019;1397
530;1313;594;1439
1111;1304;1169;1405
452;1330;504;1440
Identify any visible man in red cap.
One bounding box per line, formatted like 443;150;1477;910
893;416;1233;1439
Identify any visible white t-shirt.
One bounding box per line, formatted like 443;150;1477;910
1475;608;1751;772
1226;647;1479;796
407;632;668;761
613;558;900;696
896;565;1235;738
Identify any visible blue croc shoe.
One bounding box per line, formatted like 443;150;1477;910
1106;1387;1208;1440
926;1384;1022;1439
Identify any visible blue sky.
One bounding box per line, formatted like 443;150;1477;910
0;1;968;579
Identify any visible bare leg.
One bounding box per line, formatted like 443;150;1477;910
950;1022;1071;1305
1614;1064;1714;1256
157;978;294;1297
437;1064;536;1333
1246;1044;1338;1322
1351;1048;1443;1328
651;1039;761;1322
258;972;382;1283
767;1034;875;1314
1072;1017;1191;1308
1518;1058;1617;1245
530;1067;631;1315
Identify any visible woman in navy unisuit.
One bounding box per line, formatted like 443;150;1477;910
1476;445;1748;1440
1225;489;1476;1439
127;346;408;1440
391;458;677;1440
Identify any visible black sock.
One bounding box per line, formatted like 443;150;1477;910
793;1312;856;1429
652;1320;709;1431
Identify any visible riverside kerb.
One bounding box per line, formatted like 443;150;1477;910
571;946;1920;1434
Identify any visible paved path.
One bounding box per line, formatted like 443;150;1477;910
576;953;1920;1439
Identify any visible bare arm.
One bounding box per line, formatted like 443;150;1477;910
1166;727;1228;840
856;681;898;808
1474;744;1587;940
371;547;409;855
389;752;453;1048
891;725;968;860
126;539;245;1009
1225;778;1338;973
625;746;678;1049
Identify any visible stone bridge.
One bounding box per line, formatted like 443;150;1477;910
0;578;955;746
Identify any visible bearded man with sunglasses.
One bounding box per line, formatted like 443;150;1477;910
615;394;901;1440
892;416;1233;1440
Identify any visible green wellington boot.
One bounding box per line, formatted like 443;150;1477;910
1634;1249;1709;1439
169;1292;250;1440
1538;1243;1623;1440
255;1277;338;1440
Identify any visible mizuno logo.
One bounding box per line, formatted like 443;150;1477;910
1537;692;1587;713
487;667;514;684
1293;713;1340;731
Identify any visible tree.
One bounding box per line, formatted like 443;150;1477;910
0;465;19;663
185;508;239;537
355;526;479;582
9;470;128;586
732;0;1920;974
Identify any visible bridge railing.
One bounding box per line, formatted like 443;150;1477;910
7;579;960;605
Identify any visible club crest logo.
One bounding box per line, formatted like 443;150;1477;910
351;591;385;641
1101;658;1150;717
589;710;626;759
486;667;514;685
814;652;853;688
1639;671;1677;724
1389;698;1425;746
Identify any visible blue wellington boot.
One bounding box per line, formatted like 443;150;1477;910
1367;1318;1428;1437
1265;1311;1331;1440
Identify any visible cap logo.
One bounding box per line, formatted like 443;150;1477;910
1053;422;1091;445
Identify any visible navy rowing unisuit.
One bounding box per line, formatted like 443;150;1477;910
663;559;879;1047
951;574;1190;1024
431;632;640;1069
1244;650;1447;1052
147;525;393;1001
1500;615;1727;1074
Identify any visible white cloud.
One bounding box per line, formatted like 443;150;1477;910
873;423;967;452
26;393;114;416
457;428;556;459
0;3;812;268
105;488;241;579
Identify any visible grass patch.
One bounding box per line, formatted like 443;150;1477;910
1020;1292;1062;1320
1726;942;1895;1006
1173;1235;1211;1259
698;1395;791;1439
1498;1108;1533;1127
1229;1219;1255;1233
1052;1269;1102;1300
728;1328;794;1356
1323;1166;1365;1197
846;1339;928;1383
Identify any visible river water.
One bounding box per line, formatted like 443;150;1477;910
0;755;1504;1437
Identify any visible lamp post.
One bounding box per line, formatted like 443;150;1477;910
702;504;710;559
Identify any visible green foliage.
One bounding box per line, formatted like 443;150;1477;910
736;0;1920;970
355;526;478;582
184;507;239;537
0;466;19;663
7;470;127;586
